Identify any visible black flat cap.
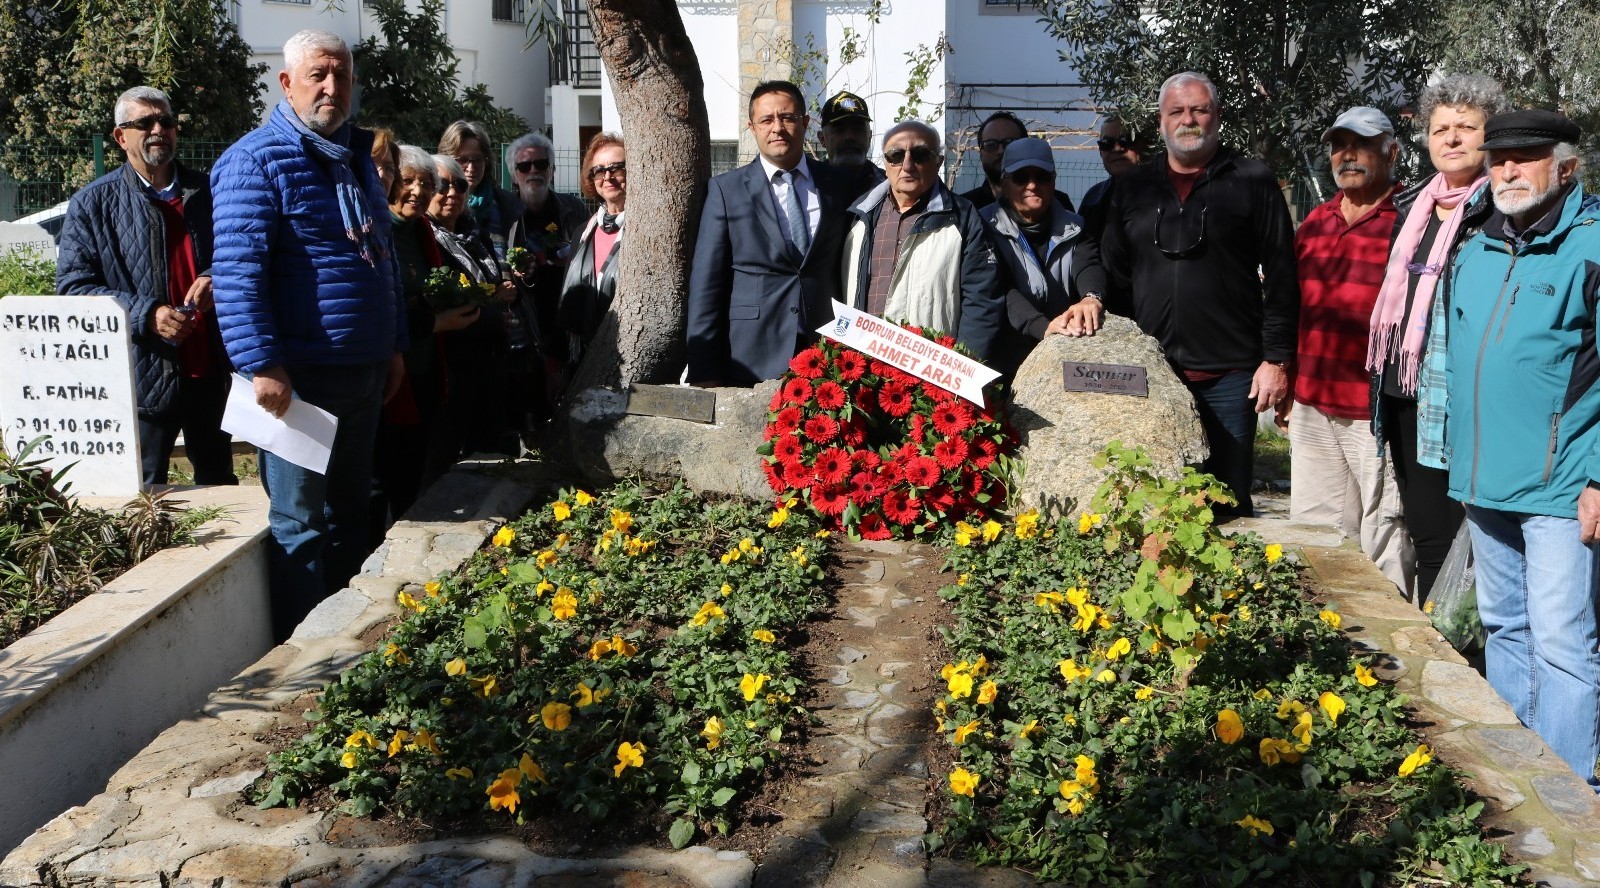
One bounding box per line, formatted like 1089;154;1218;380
1481;109;1582;150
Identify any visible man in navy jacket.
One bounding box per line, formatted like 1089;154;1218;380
210;30;405;640
686;80;857;386
57;86;236;488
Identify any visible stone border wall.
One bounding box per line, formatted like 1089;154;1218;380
1230;518;1600;887
0;485;271;854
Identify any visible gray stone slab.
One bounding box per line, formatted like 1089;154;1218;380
753;835;834;888
1575;839;1600;881
837;647;867;665
1532;773;1600;822
849;804;925;834
852;560;887;583
1419;660;1518;725
289;590;375;641
1512;826;1557;858
1470;728;1564;773
189;768;264;800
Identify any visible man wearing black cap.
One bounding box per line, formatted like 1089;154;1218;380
1433;107;1600;789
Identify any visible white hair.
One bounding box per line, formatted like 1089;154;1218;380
1158;71;1219;110
113;86;171;126
432;153;465;182
283;30;350;75
1555;141;1581;168
397;145;437;189
882;119;941;154
507;131;553;167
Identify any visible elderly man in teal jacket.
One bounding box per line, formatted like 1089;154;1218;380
1437;109;1600;789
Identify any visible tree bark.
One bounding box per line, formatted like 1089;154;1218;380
566;0;710;393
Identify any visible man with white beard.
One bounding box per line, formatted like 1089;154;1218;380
1434;108;1600;789
1100;71;1299;516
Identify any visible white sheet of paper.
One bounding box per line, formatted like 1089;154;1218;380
220;373;338;474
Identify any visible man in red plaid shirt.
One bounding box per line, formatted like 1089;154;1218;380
1285;106;1413;596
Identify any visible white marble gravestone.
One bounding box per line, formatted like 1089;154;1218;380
0;295;141;496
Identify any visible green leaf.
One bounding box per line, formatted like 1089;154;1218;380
462;616;486;649
710;787;737;807
682;761;701;785
769;726;783;742
668;818;696;849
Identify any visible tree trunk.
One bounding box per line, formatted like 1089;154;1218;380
566;0;710;393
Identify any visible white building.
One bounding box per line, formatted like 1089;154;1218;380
236;0;550;137
550;0;1110;205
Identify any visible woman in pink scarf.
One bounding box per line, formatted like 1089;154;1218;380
1367;73;1508;603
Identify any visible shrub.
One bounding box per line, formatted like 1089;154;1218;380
0;245;56;297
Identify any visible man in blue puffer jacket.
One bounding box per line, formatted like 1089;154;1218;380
58;86;236;487
210;29;406;641
1438;109;1600;789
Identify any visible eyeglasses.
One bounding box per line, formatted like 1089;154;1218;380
398;174;434;192
753;113;806;129
978;137;1020;153
438;177;469;193
589;161;626;180
515;158;551;174
455;153;488;168
1009;169;1055;188
1153;203;1207;258
1096;136;1135;151
1406;261;1444;276
117;113;179;132
884;146;938;166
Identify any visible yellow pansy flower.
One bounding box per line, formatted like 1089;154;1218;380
383;642;410;666
719;583;733;597
423;580;442;597
410;729;441;755
575;490;595;506
768;506;790;529
552;501;572;521
692;601;726;626
345;729;378;749
396;590;425;613
1135;686;1155;701
487;768;521;813
1019;718;1043;740
610;510;634;534
536;550;558;567
493;526;514;548
752;629;777;643
953;719;980;745
949;767;980;797
1059;659;1091;683
444;766;473;780
1094;669;1117;683
977;680;998;705
587;638;614;660
470;674;499;697
1216;709;1244;744
445;658;468;677
340;751;359;768
740;672;770;702
535;579;554;596
981;520;1003;542
1106;637;1132;661
1355;663;1378;687
1398;743;1433;777
1236;815;1274;836
953;520;978;547
1015;510;1041;539
948;670;974;699
551;589;578;620
387;730;410;758
1276;698;1306;720
612;635;638;656
1318;609;1342;629
1292;711;1313;748
1077;512;1103;534
1318;691;1346;724
1035;590;1064;612
1258;736;1301;766
519;752;548;785
701;716;724;750
1253;688;1273;701
613;741;646;777
541;701;573;731
1264;543;1283;563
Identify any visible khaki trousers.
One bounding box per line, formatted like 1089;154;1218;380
1288;401;1415;597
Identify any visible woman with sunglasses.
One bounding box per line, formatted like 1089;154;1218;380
557;133;628;377
374;146;480;531
428;153;520;456
980;137;1107;380
1367;74;1509;603
437;120;522;259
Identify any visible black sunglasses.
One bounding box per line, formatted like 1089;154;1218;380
1153;203;1207;258
515;158;551;174
978;137;1020;153
589;161;626;180
1010;168;1055;187
1096;135;1135;151
884;146;938;166
117;113;179;132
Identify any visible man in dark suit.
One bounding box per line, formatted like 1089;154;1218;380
686;80;854;386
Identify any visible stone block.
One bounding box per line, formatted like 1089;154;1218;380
1419;660;1518;725
1011;318;1206;513
1469;727;1564;773
189;768;265;800
851;560;886;583
849;803;925;834
289;589;374;641
1575;839;1600;881
174;844;304;887
1512;826;1557;858
868;834;924;868
752;835;834;888
1532;773;1600;822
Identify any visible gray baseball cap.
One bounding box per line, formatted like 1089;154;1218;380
1002;137;1056;176
1321;106;1395;142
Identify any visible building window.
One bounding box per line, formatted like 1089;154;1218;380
264;0;312;5
493;0;525;23
979;0;1035;12
710;141;739;175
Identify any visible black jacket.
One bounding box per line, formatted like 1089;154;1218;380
1101;147;1299;371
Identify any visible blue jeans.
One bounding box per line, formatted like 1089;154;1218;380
1185;370;1256;517
1466;505;1600;787
258;362;386;641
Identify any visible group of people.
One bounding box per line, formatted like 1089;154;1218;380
52;26;1600;791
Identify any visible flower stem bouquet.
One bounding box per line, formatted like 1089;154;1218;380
423;267;499;311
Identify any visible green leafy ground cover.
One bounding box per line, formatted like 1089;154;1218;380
257;483;830;848
2;436;220;648
930;445;1522;887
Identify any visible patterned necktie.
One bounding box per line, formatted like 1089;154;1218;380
774;169;810;255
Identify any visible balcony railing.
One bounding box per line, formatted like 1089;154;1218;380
549;1;602;88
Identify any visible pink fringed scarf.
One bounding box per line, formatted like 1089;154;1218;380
1366;172;1486;393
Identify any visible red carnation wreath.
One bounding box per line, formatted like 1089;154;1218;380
760;327;1019;539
